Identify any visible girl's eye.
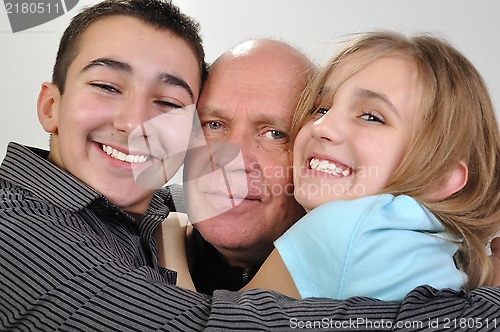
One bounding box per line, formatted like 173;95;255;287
90;83;120;93
317;107;329;115
312;107;329;121
309;106;330;117
359;111;385;124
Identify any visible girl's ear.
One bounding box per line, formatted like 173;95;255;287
37;82;61;133
427;161;468;201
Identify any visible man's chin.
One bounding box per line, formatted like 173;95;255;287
187;196;259;224
194;212;253;236
197;225;259;250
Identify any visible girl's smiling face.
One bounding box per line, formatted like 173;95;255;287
293;54;421;212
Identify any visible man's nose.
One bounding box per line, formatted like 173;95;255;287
209;141;246;172
215;129;258;173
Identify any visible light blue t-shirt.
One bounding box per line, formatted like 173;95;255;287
274;194;465;300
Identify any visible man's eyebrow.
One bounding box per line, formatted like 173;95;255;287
355;88;400;118
197;106;225;119
255;112;288;130
81;58;132;73
200;106;289;131
159;72;195;103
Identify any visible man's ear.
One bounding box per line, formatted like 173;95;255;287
427;161;468;201
37;82;61;133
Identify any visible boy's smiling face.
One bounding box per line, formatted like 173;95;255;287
38;15;200;215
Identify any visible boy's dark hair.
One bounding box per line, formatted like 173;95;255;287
52;0;207;93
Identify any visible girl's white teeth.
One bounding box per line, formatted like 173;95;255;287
102;144;149;163
309;157;351;176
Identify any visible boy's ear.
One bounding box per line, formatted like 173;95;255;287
37;82;61;133
427;161;468;201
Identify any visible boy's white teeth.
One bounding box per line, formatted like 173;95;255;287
102;144;149;163
309;157;351;176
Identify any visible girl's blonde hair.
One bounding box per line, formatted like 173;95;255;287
293;31;500;289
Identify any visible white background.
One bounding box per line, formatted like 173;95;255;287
1;0;499;173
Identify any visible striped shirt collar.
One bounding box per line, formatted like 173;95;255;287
1;142;102;212
1;142;172;225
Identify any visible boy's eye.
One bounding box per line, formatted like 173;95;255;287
90;83;120;93
154;100;183;109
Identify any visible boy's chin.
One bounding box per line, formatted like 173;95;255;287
132;159;181;189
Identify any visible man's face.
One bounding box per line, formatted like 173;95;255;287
184;52;306;265
38;15;200;215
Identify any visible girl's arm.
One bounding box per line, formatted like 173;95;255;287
156;213;300;297
241;248;301;299
155;212;196;291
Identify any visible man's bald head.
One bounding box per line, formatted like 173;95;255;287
187;39;315;268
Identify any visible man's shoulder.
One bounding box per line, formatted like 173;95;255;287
396;285;500;324
469;286;500;306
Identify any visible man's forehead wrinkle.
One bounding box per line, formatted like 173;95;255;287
217;76;297;101
225;69;299;89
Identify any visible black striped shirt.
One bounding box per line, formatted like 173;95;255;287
1;142;499;331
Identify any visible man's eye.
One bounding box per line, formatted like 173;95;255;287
90;83;120;93
205;121;222;130
264;129;288;140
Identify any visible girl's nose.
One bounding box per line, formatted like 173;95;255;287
310;108;345;145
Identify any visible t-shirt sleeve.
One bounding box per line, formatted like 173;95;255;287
274;194;465;300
